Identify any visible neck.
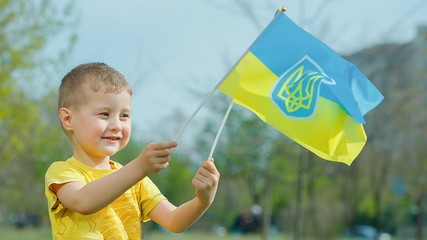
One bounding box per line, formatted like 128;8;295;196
73;151;112;170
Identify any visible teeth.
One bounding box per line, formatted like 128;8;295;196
104;137;120;140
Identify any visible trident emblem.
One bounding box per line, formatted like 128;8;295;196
270;55;336;119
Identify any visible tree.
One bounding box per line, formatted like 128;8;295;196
0;0;76;169
0;0;76;217
346;28;427;239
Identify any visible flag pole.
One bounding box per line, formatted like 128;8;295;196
173;88;216;141
172;58;242;141
207;101;234;160
173;7;286;141
172;47;247;141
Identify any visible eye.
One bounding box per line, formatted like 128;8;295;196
99;112;109;117
120;113;130;119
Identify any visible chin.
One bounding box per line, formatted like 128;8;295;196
102;148;120;157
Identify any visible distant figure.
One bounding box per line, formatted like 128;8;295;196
232;205;262;234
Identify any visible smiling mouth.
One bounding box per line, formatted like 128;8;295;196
102;136;121;141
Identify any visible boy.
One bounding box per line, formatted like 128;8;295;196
45;62;220;239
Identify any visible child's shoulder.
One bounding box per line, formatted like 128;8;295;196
47;158;73;170
45;157;82;180
45;158;87;185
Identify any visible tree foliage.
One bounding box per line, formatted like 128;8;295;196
0;0;76;169
0;0;76;215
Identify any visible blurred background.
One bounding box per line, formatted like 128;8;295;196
0;0;426;239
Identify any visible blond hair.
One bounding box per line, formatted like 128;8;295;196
58;62;132;111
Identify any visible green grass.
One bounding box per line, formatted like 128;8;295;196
1;226;52;240
0;226;291;240
145;232;291;240
0;226;415;240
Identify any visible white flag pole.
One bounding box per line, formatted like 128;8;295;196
173;10;285;141
172;69;236;141
207;101;234;160
172;65;237;141
173;89;216;141
172;45;247;141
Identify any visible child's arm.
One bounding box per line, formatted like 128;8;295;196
148;158;220;233
51;141;177;215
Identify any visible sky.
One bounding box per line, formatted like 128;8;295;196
51;0;427;141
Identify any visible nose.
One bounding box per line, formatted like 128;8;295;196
108;115;122;132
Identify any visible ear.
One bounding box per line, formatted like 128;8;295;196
59;107;73;131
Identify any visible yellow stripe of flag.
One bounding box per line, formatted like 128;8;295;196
218;51;366;165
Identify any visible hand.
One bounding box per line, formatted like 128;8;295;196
136;141;177;176
192;158;220;206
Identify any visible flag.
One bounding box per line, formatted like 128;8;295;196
218;11;384;165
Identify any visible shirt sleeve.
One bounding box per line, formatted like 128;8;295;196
137;177;166;222
44;162;87;214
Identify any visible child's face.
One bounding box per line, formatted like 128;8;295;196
70;89;132;160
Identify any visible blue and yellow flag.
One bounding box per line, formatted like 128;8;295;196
218;11;384;165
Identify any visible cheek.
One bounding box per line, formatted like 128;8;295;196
75;118;105;138
89;120;107;136
122;123;132;142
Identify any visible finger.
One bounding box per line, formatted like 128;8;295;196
192;178;200;189
194;170;211;182
153;158;169;169
152;156;170;163
195;167;213;179
159;141;178;149
149;141;178;150
201;160;220;175
162;161;169;168
192;175;210;189
194;168;219;188
152;148;174;157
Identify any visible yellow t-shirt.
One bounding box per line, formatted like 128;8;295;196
45;157;165;239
